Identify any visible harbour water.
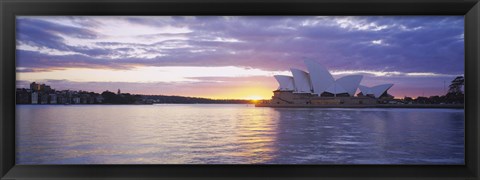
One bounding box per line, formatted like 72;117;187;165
16;104;464;164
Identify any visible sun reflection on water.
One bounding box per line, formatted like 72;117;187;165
231;108;279;163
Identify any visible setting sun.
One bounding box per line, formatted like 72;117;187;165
245;95;264;100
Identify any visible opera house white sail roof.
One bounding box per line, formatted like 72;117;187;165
290;68;313;93
328;75;363;96
358;84;394;98
273;75;295;91
305;59;335;95
274;60;393;99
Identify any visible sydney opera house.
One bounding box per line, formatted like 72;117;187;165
267;60;394;106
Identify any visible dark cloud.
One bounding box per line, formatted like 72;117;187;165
16;18;99;52
18;18;99;39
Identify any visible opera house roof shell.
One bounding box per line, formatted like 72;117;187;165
274;60;393;98
273;75;295;91
358;84;394;98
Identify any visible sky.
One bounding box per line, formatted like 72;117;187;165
15;16;464;100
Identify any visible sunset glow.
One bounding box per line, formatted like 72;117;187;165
245;96;264;101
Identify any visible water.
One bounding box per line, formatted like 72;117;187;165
15;104;464;164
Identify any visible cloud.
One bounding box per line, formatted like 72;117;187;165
17;17;464;74
330;70;461;78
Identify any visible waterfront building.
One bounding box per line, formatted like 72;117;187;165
72;97;81;104
269;60;393;106
49;94;57;104
81;97;87;104
30;82;52;92
95;95;104;103
89;97;95;104
16;88;30;104
41;84;52;92
16;82;160;105
40;94;49;104
30;82;41;91
31;92;38;104
57;95;67;104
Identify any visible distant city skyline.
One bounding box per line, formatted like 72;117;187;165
16;16;464;99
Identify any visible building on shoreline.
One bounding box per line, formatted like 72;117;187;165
16;82;105;105
16;82;158;105
268;60;394;105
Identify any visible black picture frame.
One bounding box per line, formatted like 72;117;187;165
1;0;479;179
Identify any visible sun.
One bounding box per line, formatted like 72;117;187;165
245;95;263;100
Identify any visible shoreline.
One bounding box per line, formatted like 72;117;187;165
16;103;464;109
15;103;256;105
254;104;464;109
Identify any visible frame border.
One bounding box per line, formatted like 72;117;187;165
1;0;479;179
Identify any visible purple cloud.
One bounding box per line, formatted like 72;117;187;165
16;16;464;74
